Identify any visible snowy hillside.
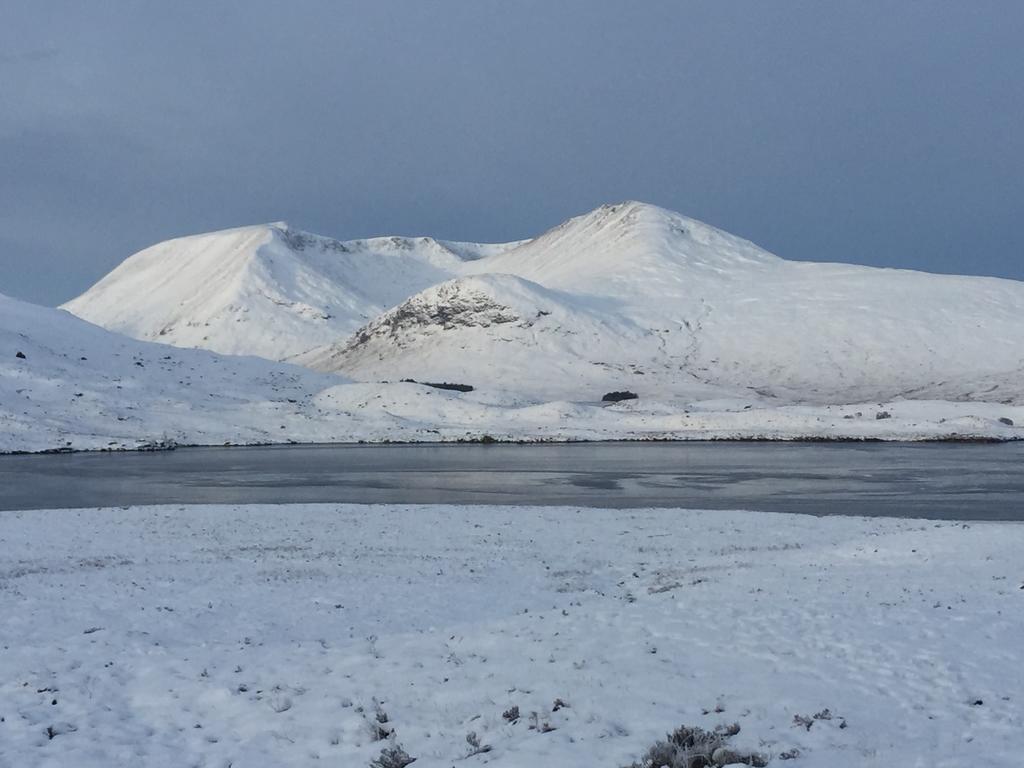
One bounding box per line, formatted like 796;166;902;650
0;291;356;452
296;273;679;402
63;223;523;361
5;285;1024;452
6;289;1022;452
301;202;1024;404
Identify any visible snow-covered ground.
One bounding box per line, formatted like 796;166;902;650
3;291;1022;453
2;503;1022;767
0;290;346;454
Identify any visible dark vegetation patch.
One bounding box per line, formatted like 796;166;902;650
622;723;767;767
603;391;639;402
400;379;474;393
369;744;415;768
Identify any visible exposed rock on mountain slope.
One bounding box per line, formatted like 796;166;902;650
296;274;657;401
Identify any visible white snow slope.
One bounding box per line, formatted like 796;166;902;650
0;290;354;453
63;223;522;361
5;287;1023;452
305;202;1024;404
3;503;1023;767
66;202;1024;406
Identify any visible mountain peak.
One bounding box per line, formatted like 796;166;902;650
593;199;676;218
463;200;781;295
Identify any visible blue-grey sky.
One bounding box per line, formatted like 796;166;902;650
2;1;1022;305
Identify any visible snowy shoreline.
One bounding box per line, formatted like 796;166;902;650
3;503;1022;767
3;431;1018;457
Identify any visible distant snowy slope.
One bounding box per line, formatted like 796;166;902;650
296;273;684;401
63;224;524;361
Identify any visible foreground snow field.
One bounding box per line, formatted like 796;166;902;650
2;504;1022;767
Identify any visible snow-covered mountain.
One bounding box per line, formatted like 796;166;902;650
63;223;522;361
65;201;1024;406
300;202;1024;404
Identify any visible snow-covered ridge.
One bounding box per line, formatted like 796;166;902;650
59;200;783;365
62;222;525;361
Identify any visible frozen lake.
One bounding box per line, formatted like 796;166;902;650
2;441;1024;519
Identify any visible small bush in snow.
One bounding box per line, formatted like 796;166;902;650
369;699;393;741
369;744;416;768
465;731;492;756
792;708;845;732
527;711;555;733
622;722;766;768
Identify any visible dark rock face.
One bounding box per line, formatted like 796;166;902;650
999;417;1014;426
876;410;892;420
275;225;350;254
15;351;26;359
602;391;639;402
